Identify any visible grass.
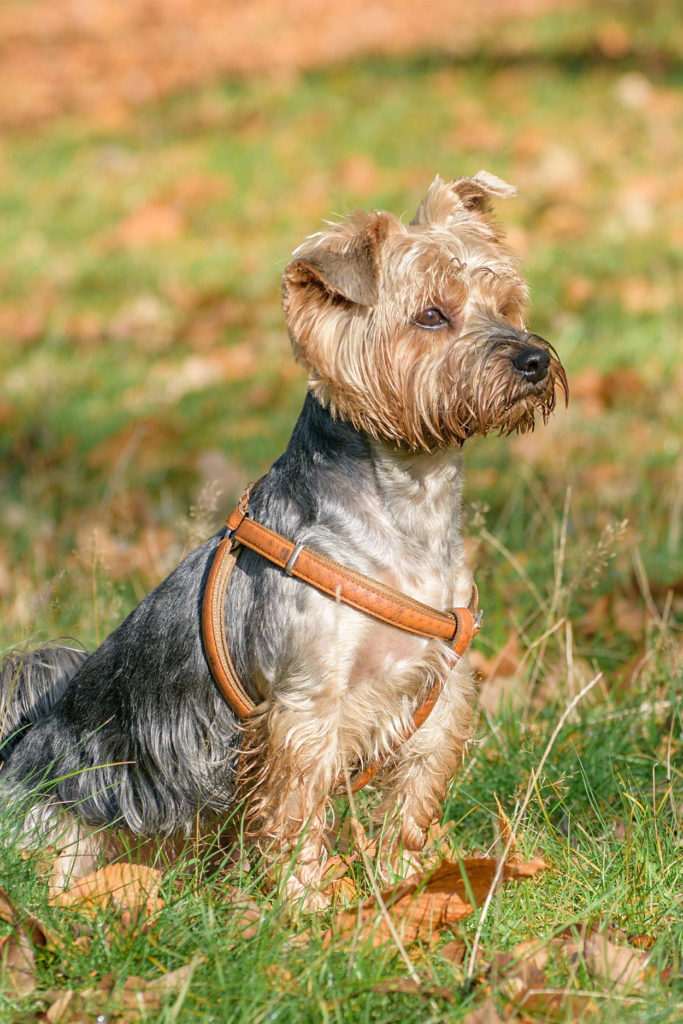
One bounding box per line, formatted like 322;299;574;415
1;2;682;1020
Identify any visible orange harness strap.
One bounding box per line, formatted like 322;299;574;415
201;491;482;792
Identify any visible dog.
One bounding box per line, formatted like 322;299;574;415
0;171;566;906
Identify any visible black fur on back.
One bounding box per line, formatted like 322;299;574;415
0;643;88;759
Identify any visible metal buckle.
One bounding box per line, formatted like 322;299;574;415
285;541;305;576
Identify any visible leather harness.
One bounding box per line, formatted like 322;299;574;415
201;488;482;792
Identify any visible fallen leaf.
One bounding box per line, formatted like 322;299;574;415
422;819;460;867
494;939;549;1010
372;977;456;1004
493;795;517;857
0;0;579;130
439;937;467;964
321;853;353;883
495;939;598;1020
52;863;163;925
119;959;200;1015
471;634;520;681
582;928;653;989
42;959;201;1023
0;886;47;997
324;856;548;947
0;920;37;997
571;368;649;413
324;815;378;858
263;963;295;992
473;634;523;716
44;988;77;1023
460;997;506;1023
328;875;359;904
221;886;263;943
596;20;632;58
321;855;359;903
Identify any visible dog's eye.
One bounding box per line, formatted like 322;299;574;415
412;308;450;330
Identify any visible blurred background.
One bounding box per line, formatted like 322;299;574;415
0;0;681;707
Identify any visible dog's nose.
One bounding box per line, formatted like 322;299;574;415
512;347;550;383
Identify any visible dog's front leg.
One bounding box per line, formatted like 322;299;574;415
374;658;476;876
239;696;339;910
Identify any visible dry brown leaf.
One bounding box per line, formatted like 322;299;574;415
324;856;548;947
42;959;201;1023
372;977;456;1004
495;939;598;1020
612;597;645;638
558;922;669;991
322;854;353;883
221;886;263;943
0;923;37;998
0;886;48;998
0;887;19;926
348;815;378;857
425;819;458;851
625;931;657;951
321;856;359;903
510;986;597;1020
263;964;295;992
493;795;517;858
324;814;378;858
119;959;200;1015
471;634;520;681
328;875;359;904
474;634;523;716
422;820;460;868
494;938;549;1005
460;997;506;1023
43;989;79;1023
51;863;163;924
582;928;653;989
572;368;649;413
439;937;467;964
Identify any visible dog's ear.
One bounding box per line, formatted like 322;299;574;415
453;170;517;211
282;211;392;311
412;170;517;226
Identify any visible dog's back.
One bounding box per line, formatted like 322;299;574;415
0;644;88;758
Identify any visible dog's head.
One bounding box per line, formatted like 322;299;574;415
282;172;568;450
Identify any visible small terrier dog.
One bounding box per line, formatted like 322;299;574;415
0;172;566;905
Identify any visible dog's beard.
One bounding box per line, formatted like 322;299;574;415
312;336;567;451
442;346;568;442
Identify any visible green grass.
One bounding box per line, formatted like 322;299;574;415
1;4;682;1021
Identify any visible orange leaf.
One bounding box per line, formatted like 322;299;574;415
52;864;163;922
0;887;45;998
325;856;548;947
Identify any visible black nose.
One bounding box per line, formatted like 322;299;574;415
512;346;550;383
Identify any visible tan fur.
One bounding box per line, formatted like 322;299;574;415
283;175;566;451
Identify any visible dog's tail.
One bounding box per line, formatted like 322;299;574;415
0;643;88;758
